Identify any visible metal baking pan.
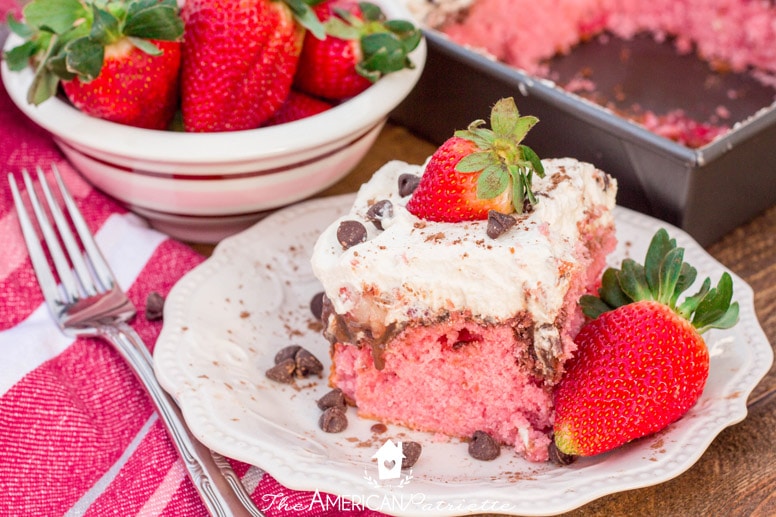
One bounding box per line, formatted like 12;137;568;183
391;29;776;246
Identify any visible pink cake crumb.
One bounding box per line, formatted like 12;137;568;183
331;315;555;462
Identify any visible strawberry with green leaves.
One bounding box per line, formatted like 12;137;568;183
553;228;739;457
180;0;324;132
293;0;421;100
406;97;545;222
4;0;184;130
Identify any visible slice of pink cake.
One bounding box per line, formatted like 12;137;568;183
311;158;617;462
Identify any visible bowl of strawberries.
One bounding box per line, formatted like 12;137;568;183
1;0;426;242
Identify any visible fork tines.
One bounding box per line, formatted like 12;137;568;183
8;165;116;307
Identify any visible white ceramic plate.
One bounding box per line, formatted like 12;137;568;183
155;195;773;516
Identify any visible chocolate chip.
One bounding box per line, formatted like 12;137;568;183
265;358;296;384
486;210;517;239
370;423;388;434
548;441;577;466
309;291;325;320
274;345;301;364
295;348;324;378
366;199;393;230
317;388;346;411
145;291;165;321
398;173;420;197
319;407;348;433
401;441;422;468
337;220;367;250
468;430;500;461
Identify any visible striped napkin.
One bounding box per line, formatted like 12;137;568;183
0;15;377;517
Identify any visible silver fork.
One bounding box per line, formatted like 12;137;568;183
9;165;264;517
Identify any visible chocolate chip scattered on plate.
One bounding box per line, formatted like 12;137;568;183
401;441;422;468
316;388;346;411
468;430;500;461
267;345;323;382
274;345;302;364
265;358;296;384
295;348;323;378
319;407;348;433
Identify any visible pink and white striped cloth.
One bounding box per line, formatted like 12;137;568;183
0;6;378;515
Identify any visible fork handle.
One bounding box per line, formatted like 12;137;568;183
102;323;265;517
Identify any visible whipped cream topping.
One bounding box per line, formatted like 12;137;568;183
311;158;616;337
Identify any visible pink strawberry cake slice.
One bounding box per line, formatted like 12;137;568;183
310;157;617;462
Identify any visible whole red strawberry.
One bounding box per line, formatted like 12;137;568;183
181;0;310;132
293;0;421;100
406;97;545;222
4;0;184;130
62;40;182;130
553;229;740;457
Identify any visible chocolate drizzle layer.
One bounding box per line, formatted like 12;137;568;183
320;294;566;382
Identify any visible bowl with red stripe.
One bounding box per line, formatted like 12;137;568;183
1;1;426;243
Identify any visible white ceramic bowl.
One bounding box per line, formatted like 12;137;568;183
1;0;426;242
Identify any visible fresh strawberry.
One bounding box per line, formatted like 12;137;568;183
293;0;421;100
180;0;323;132
406;97;545;222
4;0;184;130
263;90;334;126
553;228;740;457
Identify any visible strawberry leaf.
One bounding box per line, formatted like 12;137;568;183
619;259;651;301
644;229;675;297
359;1;384;22
23;0;88;35
6;13;36;39
324;17;361;40
124;0;183;41
491;98;519;135
128;36;162;56
65;37;104;81
285;0;326;40
477;164;509;199
456;151;494;173
360;32;414;74
677;278;711;319
599;267;630;308
3;40;39;71
519;145;544;177
657;247;684;305
511;166;525;212
27;64;59;105
692;272;738;332
89;5;121;46
671;262;698;306
511;115;538;141
580;294;612;319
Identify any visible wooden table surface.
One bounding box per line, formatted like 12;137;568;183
192;123;776;517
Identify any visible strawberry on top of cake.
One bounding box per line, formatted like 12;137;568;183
310;98;617;462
